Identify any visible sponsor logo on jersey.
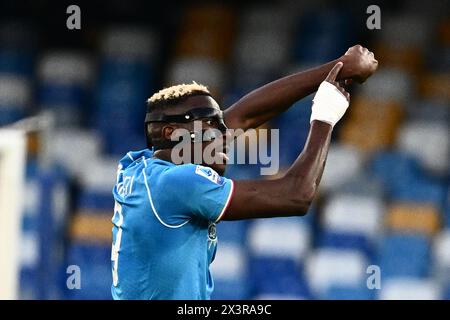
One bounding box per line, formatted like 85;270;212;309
195;165;224;185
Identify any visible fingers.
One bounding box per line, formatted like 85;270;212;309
325;62;344;82
336;84;350;102
325;63;350;102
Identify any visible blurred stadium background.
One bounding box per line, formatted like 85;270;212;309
0;0;449;300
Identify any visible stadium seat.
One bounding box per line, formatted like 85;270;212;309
0;22;36;76
432;229;450;286
210;242;250;300
397;120;449;175
293;9;355;64
101;27;158;62
419;72;450;101
385;203;441;236
389;176;447;206
379;278;442;300
272;97;312;167
216;220;249;244
404;99;450;123
359;68;413;104
63;243;112;299
76;156;118;210
338;173;385;198
370;150;424;195
324;284;374;300
339;96;404;153
317;231;373;258
322;193;384;240
0;49;34;76
248;217;311;262
377;234;431;279
0;74;31;126
249;256;310;299
175;4;235;62
37;51;94;127
373;42;423;74
166;57;226;97
305;249;368;298
46;129;103;178
319;144;364;192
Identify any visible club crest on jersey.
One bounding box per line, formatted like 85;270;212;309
208;222;217;241
195;165;224;185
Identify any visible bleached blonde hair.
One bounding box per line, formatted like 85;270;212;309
147;81;210;107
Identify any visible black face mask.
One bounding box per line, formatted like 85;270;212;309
145;107;228;150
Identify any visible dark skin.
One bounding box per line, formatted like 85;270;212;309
152;45;378;220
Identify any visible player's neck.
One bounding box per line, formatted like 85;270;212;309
153;149;174;163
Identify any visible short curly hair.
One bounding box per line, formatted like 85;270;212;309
146;81;211;111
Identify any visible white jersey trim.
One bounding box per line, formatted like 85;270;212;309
215;180;235;223
142;168;191;229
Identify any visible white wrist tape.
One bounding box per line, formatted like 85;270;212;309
310;81;349;127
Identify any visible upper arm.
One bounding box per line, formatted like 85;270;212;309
222;178;310;220
223;106;249;131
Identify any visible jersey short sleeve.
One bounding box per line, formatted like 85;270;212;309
156;164;234;223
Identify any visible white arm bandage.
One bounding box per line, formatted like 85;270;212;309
310;81;349;127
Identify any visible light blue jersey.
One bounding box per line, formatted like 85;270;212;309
111;149;234;300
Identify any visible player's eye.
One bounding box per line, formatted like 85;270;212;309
205;119;217;127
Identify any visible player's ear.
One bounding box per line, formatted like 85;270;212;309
161;125;175;141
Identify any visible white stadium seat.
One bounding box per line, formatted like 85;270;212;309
79;156;120;193
433;229;450;284
47;129;103;178
248;217;310;262
320;143;364;192
360;68;413;103
210;242;247;281
101;27;158;61
38;51;93;87
379;278;442;300
397;121;449;175
167;57;226;93
323;193;384;238
0;74;31;108
305;249;368;297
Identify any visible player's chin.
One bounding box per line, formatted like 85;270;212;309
210;163;227;176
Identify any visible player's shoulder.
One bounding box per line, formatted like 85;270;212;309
157;163;226;187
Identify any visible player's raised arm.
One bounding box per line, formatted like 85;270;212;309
224;45;377;131
223;63;349;220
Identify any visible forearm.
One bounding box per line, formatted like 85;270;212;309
224;121;333;220
283;120;332;203
224;59;341;130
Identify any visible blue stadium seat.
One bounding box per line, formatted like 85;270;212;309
216;220;249;244
293;9;355;63
0;50;34;76
210;242;250;300
377;234;431;279
77;190;114;211
272;98;312;166
370;151;423;192
390;176;447;206
249;257;311;299
63;243;112;300
324;285;375;300
317;231;374;258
